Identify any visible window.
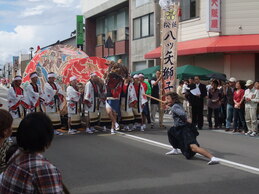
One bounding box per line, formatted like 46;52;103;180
133;13;154;40
135;0;150;7
180;0;199;21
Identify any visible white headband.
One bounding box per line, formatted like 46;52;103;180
138;74;144;78
90;73;97;77
14;76;22;81
133;75;139;79
69;76;77;82
48;73;56;78
30;73;38;79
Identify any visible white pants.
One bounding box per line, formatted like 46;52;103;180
245;107;258;132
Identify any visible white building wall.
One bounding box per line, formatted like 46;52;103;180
178;0;219;42
221;0;259;35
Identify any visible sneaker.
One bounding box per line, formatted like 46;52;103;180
68;129;76;135
165;149;180;155
115;123;120;131
86;128;93;134
111;128;115;134
90;127;97;132
208;157;220;165
250;132;257;137
143;124;146;129
54;130;63;136
140;126;145;132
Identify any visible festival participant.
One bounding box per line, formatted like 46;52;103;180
24;72;44;113
120;76;137;131
150;71;162;128
84;73;100;134
139;73;151;129
44;72;65;135
133;74;148;131
8;76;28;132
106;75;123;134
164;92;220;165
66;76;81;135
98;78;111;132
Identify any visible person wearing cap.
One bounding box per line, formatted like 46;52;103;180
224;77;237;131
84;73;100;134
24;72;44;114
66;76;81;135
132;74;148;131
7;76;28;132
244;80;257;136
44;72;65;135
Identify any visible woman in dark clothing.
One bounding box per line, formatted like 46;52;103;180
207;80;222;128
165;92;219;165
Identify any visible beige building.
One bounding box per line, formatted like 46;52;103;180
82;0;259;80
145;0;259;81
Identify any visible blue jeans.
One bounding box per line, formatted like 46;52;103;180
226;104;234;129
233;108;247;131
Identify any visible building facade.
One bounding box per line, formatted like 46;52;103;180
83;0;259;80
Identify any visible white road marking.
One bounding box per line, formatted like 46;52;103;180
115;131;259;175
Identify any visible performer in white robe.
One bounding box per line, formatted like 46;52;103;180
133;74;148;131
8;76;29;132
98;79;111;131
44;72;65;135
120;77;137;131
66;76;81;135
84;73;100;134
24;72;44;113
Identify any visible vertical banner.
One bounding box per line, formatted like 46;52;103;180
159;0;180;126
76;15;84;47
207;0;221;32
160;2;180;93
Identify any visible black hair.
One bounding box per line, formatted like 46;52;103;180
179;80;184;85
212;80;219;87
0;109;13;138
165;92;181;104
17;112;54;153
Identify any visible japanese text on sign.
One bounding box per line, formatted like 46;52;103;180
161;4;179;92
207;0;221;32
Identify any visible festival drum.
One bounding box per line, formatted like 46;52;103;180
133;107;142;123
46;112;62;129
89;112;99;126
12;118;22;133
70;113;81;128
120;97;135;124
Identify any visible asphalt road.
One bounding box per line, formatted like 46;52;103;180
45;128;259;194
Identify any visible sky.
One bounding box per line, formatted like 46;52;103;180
0;0;83;66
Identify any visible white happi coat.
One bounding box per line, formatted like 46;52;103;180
8;87;26;119
136;83;148;113
66;85;81;114
44;82;65;113
84;80;99;113
24;83;44;112
123;83;137;112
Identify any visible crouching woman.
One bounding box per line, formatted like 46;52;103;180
164;92;219;165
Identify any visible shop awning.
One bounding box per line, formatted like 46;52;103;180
144;34;259;59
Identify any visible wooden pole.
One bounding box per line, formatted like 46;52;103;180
144;93;165;103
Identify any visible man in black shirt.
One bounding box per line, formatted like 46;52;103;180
189;76;207;129
150;71;162;128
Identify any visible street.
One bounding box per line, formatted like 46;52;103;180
45;125;259;194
